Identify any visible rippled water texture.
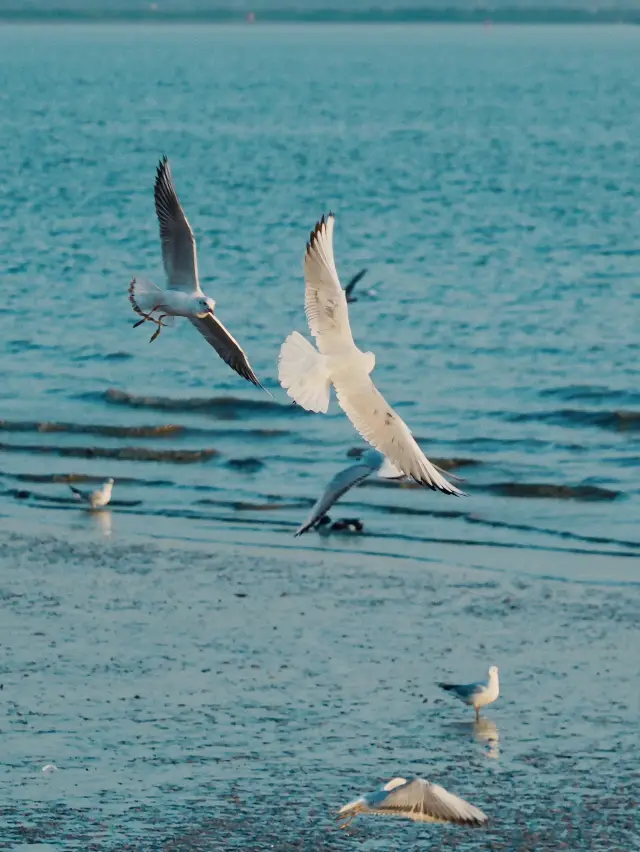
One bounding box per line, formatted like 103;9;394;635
0;23;638;850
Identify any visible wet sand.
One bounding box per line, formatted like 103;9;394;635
0;525;637;850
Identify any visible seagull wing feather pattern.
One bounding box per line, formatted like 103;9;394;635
189;314;263;388
377;778;488;825
337;776;488;827
154;155;200;292
278;331;331;412
304;215;356;354
295;456;381;536
333;374;463;494
69;485;91;501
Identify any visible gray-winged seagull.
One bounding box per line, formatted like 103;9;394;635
336;776;488;828
69;478;114;509
295;448;403;536
128;156;265;390
438;666;500;721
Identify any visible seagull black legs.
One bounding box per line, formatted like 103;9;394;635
132;305;169;342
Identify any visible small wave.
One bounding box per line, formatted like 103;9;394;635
0;471;173;486
507;409;640;433
484;482;620;501
0;416;290;441
100;388;290;418
226;458;265;473
431;456;480;470
540;385;640;405
0;441;218;464
347;446;482;469
447;436;587;453
5;488;142;507
74;351;134;363
194;498;305;511
0;419;185;438
364;478;422;490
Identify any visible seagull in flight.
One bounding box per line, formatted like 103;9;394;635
344;268;368;303
295;448;403;536
438;666;500;721
69;478;114;509
278;214;463;493
336;776;488;828
128;156;265;390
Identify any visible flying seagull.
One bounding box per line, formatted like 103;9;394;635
344;268;368;303
438;666;500;721
295;448;403;536
278;214;463;493
128;156;265;390
336;776;488;829
69;478;114;509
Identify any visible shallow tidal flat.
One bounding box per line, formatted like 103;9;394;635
0;531;637;850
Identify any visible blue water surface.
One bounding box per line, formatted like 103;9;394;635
0;24;638;849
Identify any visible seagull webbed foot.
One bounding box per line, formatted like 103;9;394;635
149;315;169;343
132;306;170;342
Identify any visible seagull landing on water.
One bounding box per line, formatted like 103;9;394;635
438;666;500;721
295;448;403;536
69;478;114;509
336;776;488;829
315;516;364;533
278;214;463;494
128;156;265;391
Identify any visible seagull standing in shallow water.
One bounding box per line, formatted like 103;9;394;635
438;666;500;721
69;478;114;509
128;156;265;390
278;214;463;494
336;776;488;828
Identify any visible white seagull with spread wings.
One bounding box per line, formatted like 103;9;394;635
278;214;463;493
128;156;265;390
336;776;488;828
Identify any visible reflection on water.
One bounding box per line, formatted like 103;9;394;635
88;508;112;537
443;718;501;760
474;718;500;760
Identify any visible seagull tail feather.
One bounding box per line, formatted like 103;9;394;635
129;276;170;318
278;331;331;413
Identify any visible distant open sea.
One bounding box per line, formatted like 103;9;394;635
0;23;638;851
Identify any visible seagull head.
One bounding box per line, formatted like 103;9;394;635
196;296;216;319
488;665;499;677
